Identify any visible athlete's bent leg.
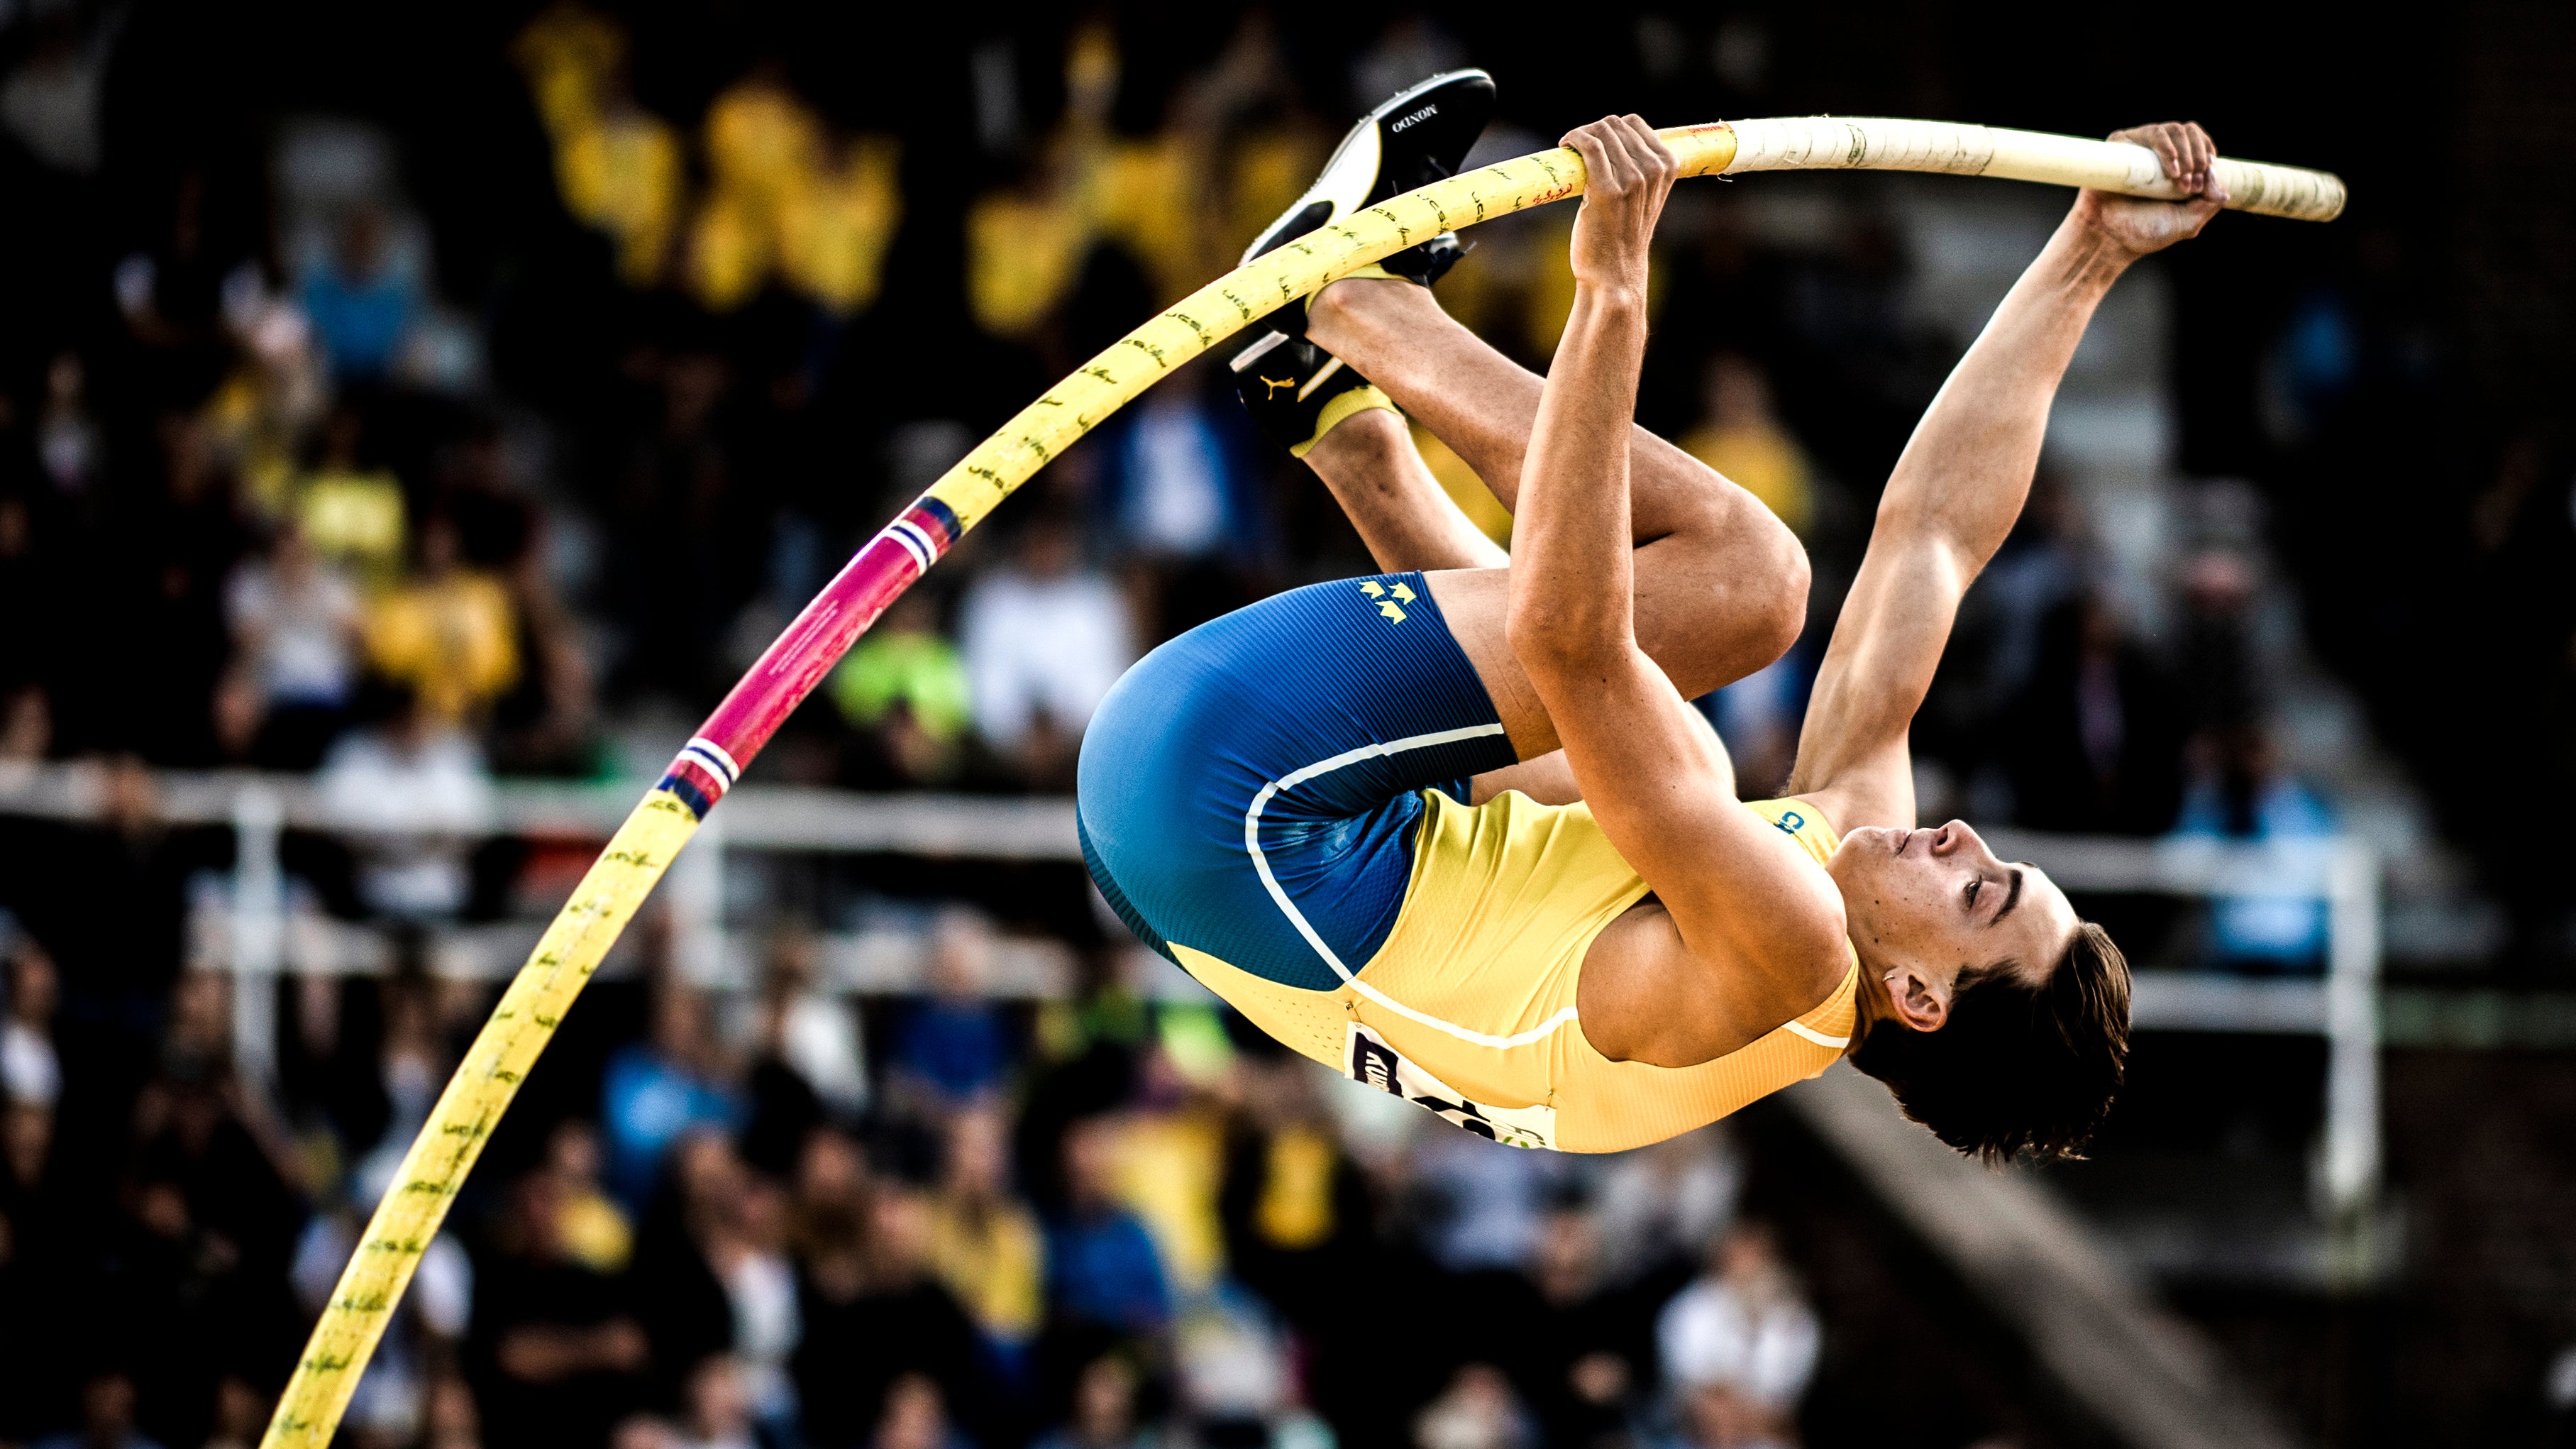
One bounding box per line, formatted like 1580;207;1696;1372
1305;279;1807;756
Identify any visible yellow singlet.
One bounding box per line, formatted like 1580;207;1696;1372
1171;793;1859;1152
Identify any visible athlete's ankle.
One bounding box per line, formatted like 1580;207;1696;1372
1307;275;1416;363
1302;397;1410;472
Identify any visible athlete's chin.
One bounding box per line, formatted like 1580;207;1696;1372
1825;831;1920;910
1822;832;1882;914
1839;825;1906;861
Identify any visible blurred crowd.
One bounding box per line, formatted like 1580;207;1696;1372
0;889;1834;1449
0;3;2321;887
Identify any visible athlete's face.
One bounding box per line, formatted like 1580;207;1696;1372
1827;820;2081;1032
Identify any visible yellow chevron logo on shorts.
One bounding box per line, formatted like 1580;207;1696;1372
1359;579;1413;622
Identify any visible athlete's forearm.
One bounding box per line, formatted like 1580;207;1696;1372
1507;119;1675;669
1507;283;1649;664
1786;148;2222;815
1782;211;2130;810
1874;209;2131;576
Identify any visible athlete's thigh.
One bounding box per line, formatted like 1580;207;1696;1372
1079;572;1520;991
1425;528;1806;760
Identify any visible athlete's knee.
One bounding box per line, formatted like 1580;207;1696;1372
1665;496;1806;681
1683;480;1808;611
1310;273;1426;331
1745;517;1810;661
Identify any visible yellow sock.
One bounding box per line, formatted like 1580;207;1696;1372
1290;384;1399;460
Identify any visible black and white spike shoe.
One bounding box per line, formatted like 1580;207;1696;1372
1240;68;1496;334
1229;331;1396;460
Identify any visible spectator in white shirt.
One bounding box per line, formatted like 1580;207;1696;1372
1;937;61;1108
317;686;493;920
1657;1222;1818;1448
227;522;363;768
1592;1123;1745;1287
958;514;1134;788
742;927;868;1120
710;1181;802;1433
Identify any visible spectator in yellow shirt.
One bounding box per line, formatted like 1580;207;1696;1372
365;515;519;724
514;6;681;290
1679;353;1815;539
545;1118;634;1275
924;1105;1045;1350
299;406;407;586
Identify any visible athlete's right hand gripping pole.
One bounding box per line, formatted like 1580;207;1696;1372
257;117;2339;1449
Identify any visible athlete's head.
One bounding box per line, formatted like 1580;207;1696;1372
1826;820;2130;1162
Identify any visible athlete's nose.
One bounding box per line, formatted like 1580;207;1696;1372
1933;820;1993;861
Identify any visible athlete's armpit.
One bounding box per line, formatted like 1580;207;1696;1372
1469;750;1582;806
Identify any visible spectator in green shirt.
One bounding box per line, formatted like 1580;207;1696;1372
829;592;972;786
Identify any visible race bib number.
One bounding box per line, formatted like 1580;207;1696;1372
1344;1023;1559;1150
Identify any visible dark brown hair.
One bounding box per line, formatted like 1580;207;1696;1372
1849;921;2131;1164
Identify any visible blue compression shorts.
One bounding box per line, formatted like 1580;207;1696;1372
1076;573;1521;992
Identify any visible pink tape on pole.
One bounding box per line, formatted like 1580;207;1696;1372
653;497;960;816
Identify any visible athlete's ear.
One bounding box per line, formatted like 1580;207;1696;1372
1885;963;1950;1032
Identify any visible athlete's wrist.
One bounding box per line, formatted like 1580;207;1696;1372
1566;278;1650;321
2051;209;2140;293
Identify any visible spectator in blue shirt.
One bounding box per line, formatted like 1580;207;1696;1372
1044;1118;1167;1335
300;204;419;385
2172;725;2338;971
888;912;1015;1119
1092;380;1273;570
602;976;746;1209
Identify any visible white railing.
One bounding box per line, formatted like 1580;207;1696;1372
1986;827;2382;1264
0;759;1110;1105
0;764;2381;1244
0;759;1080;854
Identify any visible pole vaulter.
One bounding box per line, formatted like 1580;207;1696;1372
259;114;2340;1449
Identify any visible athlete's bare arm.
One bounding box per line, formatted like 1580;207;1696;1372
1504;116;1850;1068
1788;123;2227;833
